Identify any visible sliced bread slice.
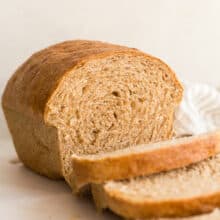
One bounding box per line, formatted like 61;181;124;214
71;131;220;191
92;153;220;219
148;209;220;219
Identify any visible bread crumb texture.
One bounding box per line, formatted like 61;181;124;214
105;154;220;200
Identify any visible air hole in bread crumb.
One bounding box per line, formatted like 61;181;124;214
162;73;169;81
92;129;100;134
170;93;175;98
61;105;65;110
103;67;109;71
131;101;136;109
75;110;80;119
113;112;118;119
112;91;120;97
138;98;145;103
82;86;89;94
77;136;83;144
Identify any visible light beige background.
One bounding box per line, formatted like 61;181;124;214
0;0;220;219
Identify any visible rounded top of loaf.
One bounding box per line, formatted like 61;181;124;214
2;40;182;119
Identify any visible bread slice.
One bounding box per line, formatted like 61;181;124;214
148;209;220;219
2;40;183;191
71;131;220;191
92;153;220;219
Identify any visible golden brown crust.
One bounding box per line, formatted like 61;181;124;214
2;40;182;120
153;209;220;220
2;40;129;118
71;131;220;191
3;107;62;178
92;184;220;219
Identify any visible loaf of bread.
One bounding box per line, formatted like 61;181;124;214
72;131;220;190
92;153;220;219
2;40;183;191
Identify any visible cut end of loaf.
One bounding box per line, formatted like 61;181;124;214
45;50;183;186
46;52;182;153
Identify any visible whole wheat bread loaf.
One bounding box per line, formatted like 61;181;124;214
71;131;220;191
92;153;220;219
2;40;183;191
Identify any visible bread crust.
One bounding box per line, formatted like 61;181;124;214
71;131;220;191
2;40;183;178
92;179;220;219
150;209;220;220
2;40;128;119
2;40;182;120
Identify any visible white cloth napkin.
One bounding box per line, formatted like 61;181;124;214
174;82;220;137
